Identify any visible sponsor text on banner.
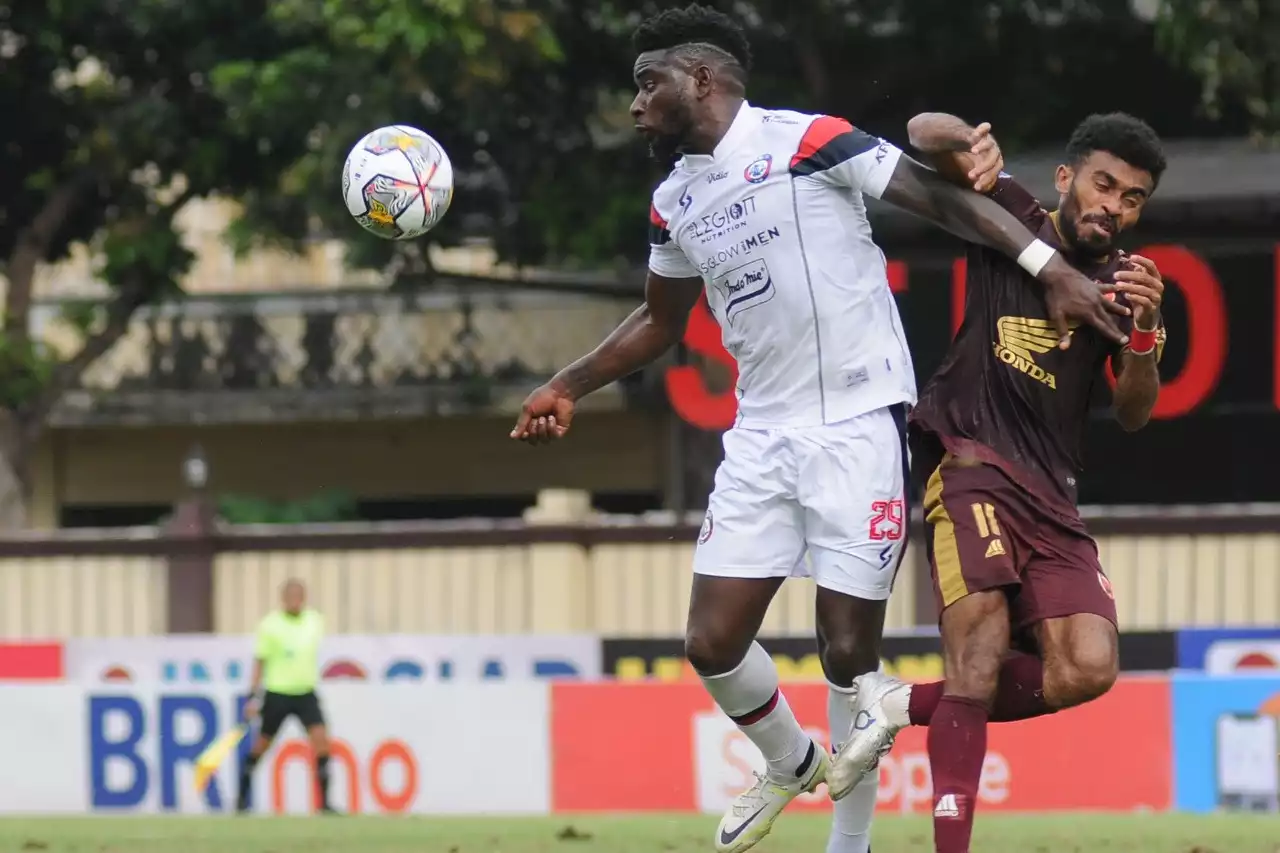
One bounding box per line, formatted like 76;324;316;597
551;679;1172;813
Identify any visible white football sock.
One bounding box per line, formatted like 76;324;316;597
827;682;877;853
882;681;912;728
701;641;814;781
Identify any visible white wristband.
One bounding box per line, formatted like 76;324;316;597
1016;238;1057;277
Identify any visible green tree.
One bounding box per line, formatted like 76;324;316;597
0;1;277;524
222;0;1239;275
215;0;605;272
0;0;1252;528
1156;0;1280;139
0;0;566;527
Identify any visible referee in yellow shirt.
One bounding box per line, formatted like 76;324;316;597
237;578;335;813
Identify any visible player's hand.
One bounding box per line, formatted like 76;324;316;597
510;382;575;445
966;122;1003;193
1040;257;1130;350
244;697;260;721
1113;253;1163;331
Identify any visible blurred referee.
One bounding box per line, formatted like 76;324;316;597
237;578;336;814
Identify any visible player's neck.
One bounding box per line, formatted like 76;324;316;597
682;97;745;156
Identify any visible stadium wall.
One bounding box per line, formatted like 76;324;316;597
0;668;1276;815
1;509;1278;637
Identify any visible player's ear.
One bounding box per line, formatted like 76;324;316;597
692;63;715;97
1054;164;1073;195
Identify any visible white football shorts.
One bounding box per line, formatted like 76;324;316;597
692;404;910;600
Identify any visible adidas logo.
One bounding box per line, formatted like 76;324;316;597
985;538;1005;558
934;793;962;819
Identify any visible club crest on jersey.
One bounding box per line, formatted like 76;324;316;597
744;154;772;184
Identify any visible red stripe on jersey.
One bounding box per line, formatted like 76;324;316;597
790;116;853;170
649;203;668;229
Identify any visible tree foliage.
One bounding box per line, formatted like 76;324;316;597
1156;0;1280;139
0;0;1256;526
225;0;1249;275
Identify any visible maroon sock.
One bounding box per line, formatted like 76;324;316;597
908;653;1050;725
928;695;988;853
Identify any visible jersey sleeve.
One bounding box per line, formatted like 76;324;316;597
789;116;903;199
647;203;698;279
253;618;274;660
985;173;1044;229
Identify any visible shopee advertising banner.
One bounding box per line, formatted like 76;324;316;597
550;678;1172;813
0;682;550;815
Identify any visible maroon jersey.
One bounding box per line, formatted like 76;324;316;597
911;174;1155;510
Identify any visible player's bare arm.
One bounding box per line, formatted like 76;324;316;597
1111;253;1164;430
510;272;703;444
879;153;1130;348
907;112;1003;193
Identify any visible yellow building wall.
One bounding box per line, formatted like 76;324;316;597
2;529;1277;638
28;412;668;528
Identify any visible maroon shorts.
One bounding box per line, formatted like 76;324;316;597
922;455;1117;633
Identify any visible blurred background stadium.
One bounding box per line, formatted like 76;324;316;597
0;0;1278;849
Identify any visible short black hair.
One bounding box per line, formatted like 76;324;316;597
1065;113;1167;187
632;3;752;76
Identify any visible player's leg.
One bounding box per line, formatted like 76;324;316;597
238;692;286;812
928;589;1009;853
1020;530;1120;707
299;692;336;813
797;404;909;853
815;588;887;853
832;456;1026;852
900;523;1119;725
690;427;826;853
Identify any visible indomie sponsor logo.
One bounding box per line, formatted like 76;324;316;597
727;267;765;296
697;226;782;275
993;316;1073;390
683;196;758;243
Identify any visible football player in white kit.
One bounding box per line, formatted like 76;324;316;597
511;6;1130;853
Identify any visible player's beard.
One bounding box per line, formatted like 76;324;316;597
647;97;695;168
1061;184;1118;259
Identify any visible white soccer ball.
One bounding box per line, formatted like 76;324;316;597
342;125;454;240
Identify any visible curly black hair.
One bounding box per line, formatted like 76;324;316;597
631;3;752;73
1065;113;1167;187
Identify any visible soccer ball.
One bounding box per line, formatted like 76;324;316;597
342;125;454;240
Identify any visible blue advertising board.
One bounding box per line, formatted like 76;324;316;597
1171;673;1280;812
1177;628;1280;673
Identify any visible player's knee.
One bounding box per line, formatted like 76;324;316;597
684;626;748;676
1053;645;1118;707
308;729;330;755
816;632;878;686
946;648;1003;705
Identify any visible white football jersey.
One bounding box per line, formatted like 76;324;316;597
648;102;916;429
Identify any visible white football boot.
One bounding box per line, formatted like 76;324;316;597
714;739;829;853
827;671;909;800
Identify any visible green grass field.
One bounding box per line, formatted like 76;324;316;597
0;814;1274;853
